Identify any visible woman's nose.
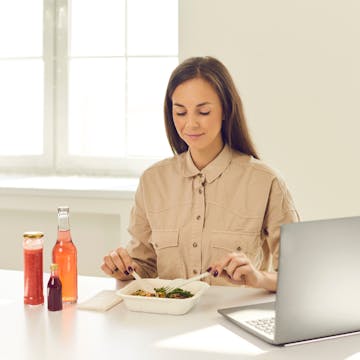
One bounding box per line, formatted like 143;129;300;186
186;114;199;127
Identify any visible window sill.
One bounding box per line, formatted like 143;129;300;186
0;174;138;200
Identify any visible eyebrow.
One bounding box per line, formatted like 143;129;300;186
173;102;212;108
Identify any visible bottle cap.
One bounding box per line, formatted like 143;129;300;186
23;231;44;239
50;263;59;271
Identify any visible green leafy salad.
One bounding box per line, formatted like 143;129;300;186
131;287;194;299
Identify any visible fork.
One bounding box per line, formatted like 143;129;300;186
131;270;155;293
162;271;211;293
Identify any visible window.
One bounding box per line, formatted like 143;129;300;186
0;0;178;176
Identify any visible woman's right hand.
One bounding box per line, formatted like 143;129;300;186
101;247;137;280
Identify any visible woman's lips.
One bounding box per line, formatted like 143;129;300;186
186;133;204;140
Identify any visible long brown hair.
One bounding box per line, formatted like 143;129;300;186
164;56;259;159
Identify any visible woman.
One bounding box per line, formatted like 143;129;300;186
101;56;299;292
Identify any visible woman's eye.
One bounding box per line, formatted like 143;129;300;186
176;112;186;116
199;111;210;116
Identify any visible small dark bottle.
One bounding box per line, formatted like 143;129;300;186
47;263;63;311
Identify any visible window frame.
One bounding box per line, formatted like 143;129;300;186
0;0;54;172
0;0;178;177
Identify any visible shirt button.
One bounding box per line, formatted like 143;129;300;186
236;246;242;251
193;242;198;248
193;269;198;274
198;188;203;194
196;215;201;220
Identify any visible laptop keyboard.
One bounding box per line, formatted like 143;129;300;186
246;317;275;336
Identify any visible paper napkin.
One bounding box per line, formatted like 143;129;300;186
77;290;123;312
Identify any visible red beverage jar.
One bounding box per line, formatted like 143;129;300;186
23;231;44;305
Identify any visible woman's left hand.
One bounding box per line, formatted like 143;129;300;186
210;251;264;288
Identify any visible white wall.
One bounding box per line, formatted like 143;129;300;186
179;0;360;220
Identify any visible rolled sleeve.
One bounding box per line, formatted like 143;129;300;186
262;177;300;271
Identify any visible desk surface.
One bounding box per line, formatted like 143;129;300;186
1;269;359;360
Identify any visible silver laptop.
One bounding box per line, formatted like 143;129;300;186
218;216;360;345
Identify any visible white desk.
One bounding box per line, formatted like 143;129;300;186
1;269;359;360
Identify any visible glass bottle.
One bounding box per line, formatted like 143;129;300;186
47;263;63;311
23;231;44;305
52;206;78;303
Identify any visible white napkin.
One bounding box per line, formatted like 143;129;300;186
77;290;123;312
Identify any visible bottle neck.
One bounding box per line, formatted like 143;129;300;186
51;269;59;278
56;208;73;243
58;214;70;232
50;264;60;278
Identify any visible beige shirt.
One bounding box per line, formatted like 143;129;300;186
127;144;300;286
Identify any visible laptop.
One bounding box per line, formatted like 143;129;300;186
218;216;360;345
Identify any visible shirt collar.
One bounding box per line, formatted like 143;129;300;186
181;144;232;183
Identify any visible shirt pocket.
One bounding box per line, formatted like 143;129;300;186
150;229;184;279
211;230;263;269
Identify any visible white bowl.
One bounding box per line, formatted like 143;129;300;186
116;278;210;315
